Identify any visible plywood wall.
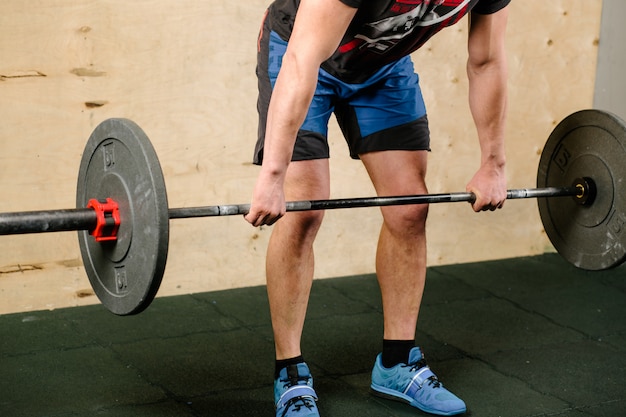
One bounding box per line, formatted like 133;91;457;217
0;1;602;314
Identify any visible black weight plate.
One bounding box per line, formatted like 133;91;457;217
76;119;169;315
537;109;626;271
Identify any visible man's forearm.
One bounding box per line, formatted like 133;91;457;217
467;57;508;167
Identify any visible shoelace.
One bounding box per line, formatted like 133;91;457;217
405;359;442;388
282;396;315;415
424;375;442;388
281;373;311;389
279;375;316;415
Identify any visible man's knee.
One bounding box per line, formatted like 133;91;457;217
274;210;326;241
381;204;429;237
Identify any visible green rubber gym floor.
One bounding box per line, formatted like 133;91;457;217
2;253;625;417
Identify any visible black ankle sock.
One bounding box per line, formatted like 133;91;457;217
382;339;415;368
275;355;305;379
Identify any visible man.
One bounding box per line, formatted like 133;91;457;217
244;0;510;415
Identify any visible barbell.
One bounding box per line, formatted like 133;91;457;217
1;109;625;315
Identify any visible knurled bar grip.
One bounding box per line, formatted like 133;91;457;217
167;186;578;218
0;186;578;235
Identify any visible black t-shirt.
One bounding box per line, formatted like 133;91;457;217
267;0;511;83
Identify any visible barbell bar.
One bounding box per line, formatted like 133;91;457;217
1;109;625;316
168;184;589;218
0;184;586;234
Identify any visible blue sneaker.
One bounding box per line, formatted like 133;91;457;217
371;347;466;416
274;363;320;417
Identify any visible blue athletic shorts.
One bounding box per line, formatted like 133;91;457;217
254;28;430;165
